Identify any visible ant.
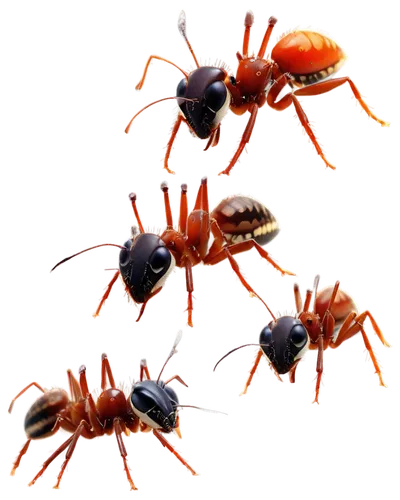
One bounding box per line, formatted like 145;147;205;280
214;276;390;403
51;177;293;326
8;333;208;490
125;11;388;175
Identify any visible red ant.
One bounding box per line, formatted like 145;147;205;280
51;177;293;326
8;333;210;490
214;276;390;403
125;11;388;175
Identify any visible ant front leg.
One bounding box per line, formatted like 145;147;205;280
93;270;120;317
164;115;185;174
294;76;391;129
132;53;188;90
114;418;137;490
152;429;198;476
266;75;336;172
240;350;263;395
219;103;259;176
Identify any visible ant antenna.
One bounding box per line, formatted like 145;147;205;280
312;275;320;312
51;243;125;272
213;343;267;372
178;11;200;68
174;404;227;416
157;330;183;383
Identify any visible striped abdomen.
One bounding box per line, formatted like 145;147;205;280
24;389;69;439
211;195;279;246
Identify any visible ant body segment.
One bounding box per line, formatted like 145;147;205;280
126;11;388;175
214;276;390;403
52;178;293;326
9;334;199;490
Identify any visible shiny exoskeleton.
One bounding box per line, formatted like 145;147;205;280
52;178;293;326
214;276;390;403
125;11;388;175
9;348;196;490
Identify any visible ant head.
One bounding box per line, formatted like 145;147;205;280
119;234;175;304
176;66;230;139
129;380;179;433
259;316;309;374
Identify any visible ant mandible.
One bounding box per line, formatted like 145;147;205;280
51;177;293;326
8;333;202;490
214;276;390;403
125;11;388;175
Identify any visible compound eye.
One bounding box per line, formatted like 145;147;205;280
119;240;132;267
291;324;308;347
177;78;187;97
204;81;227;111
260;323;273;345
149;246;171;274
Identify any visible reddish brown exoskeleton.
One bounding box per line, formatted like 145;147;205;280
126;11;388;175
214;276;390;403
8;338;198;490
52;178;293;326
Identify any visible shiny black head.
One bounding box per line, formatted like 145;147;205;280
119;233;175;303
177;67;230;139
130;380;179;433
259;316;309;374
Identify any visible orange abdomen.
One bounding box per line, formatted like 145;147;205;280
271;31;346;86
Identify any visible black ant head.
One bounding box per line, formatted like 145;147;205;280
176;67;230;139
119;233;175;304
259;316;309;374
129;380;179;433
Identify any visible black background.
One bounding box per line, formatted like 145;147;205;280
0;4;399;498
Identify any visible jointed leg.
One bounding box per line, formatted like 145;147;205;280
101;353;116;391
153;429;198;476
242;11;254;57
313;334;325;404
239;348;263;399
7;380;47;415
140;359;151;381
185;258;194;327
114;418;137;490
122;95;175;135
294;77;389;127
164;115;184;174
161;181;174;228
267;83;336;172
67;369;82;401
10;439;31;476
92;270;120;320
132;54;188;90
219;103;259;176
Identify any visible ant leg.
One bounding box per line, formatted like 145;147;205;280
92;270;120;320
132;54;188;90
185;258;194;327
164;115;184;174
101;353;116;391
11;439;31;475
206;222;294;276
49;240;124;273
266;76;336;172
293;77;389;127
67;370;82;401
126;191;145;233
242;11;254;57
114;418;137;490
161;181;174;228
293;283;303;314
313;334;325;404
239;349;263;399
152;429;198;476
122;95;175;135
257;16;278;59
7;380;47;415
140;359;151;381
179;183;188;235
219;103;259;176
27;420;89;488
